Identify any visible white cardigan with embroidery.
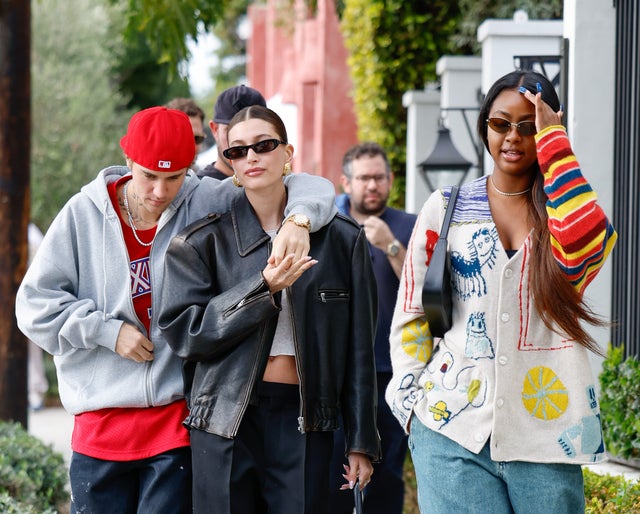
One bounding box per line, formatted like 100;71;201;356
386;126;617;463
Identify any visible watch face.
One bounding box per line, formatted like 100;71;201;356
288;214;310;229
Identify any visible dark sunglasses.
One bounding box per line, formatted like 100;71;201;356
486;117;537;136
194;135;205;145
223;139;286;160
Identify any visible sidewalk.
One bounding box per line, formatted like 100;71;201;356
28;406;640;483
28;406;73;465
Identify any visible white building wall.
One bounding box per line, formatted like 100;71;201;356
564;0;617;375
403;89;441;213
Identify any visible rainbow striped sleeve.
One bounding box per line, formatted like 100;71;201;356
536;126;617;293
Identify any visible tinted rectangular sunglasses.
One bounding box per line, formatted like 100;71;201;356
486;117;537;137
223;139;286;160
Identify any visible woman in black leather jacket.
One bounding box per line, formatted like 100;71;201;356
158;105;380;514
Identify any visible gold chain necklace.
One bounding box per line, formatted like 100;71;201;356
490;175;531;197
123;181;154;247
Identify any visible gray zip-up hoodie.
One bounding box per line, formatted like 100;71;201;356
15;165;336;415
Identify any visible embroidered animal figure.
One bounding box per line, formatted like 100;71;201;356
451;226;499;300
465;312;495;359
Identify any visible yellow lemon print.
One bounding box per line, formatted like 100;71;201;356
401;317;433;363
522;366;569;420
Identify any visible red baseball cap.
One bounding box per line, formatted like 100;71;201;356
120;106;195;172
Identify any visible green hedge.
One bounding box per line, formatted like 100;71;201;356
584;468;640;513
0;421;69;513
599;345;640;461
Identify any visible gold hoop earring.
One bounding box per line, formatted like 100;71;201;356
283;162;292;176
232;174;242;187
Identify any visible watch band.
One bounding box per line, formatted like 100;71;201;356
284;213;311;231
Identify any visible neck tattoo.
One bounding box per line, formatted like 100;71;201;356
490;175;532;197
123;180;154;247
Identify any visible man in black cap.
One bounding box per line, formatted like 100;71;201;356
198;85;267;180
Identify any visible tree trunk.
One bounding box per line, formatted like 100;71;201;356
0;0;31;427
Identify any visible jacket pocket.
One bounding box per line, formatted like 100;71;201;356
317;289;349;303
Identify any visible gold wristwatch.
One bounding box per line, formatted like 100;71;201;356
386;239;401;257
284;213;311;231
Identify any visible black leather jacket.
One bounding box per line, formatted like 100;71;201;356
158;194;381;461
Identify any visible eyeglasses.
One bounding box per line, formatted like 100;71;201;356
222;139;286;160
352;174;389;184
486;117;537;137
194;135;205;145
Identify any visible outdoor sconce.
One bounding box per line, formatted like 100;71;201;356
418;120;473;193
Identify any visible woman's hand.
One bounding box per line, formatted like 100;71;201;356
340;452;374;491
262;253;317;293
520;83;564;133
270;221;310;266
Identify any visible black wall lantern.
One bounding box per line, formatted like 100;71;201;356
418;119;473;193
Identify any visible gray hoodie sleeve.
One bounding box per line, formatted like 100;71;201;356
198;173;336;232
15;189;129;356
282;173;337;231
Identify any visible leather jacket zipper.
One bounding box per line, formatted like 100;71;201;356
318;290;349;302
287;286;306;433
230;241;273;436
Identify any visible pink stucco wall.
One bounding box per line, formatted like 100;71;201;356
247;0;358;190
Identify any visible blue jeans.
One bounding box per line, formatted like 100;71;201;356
408;414;585;514
69;447;192;514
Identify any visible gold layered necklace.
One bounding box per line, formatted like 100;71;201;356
489;175;531;197
123;181;155;247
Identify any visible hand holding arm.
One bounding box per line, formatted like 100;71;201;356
271;220;311;265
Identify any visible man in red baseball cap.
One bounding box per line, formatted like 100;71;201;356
16;105;337;513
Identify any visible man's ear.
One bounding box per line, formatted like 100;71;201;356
340;175;352;194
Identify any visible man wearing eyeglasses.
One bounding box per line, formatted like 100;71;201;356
198;85;267;180
330;142;417;514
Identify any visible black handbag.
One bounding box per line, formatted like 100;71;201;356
421;185;459;338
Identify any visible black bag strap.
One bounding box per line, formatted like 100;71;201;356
439;185;459;240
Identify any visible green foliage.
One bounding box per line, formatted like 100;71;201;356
0;422;68;513
31;0;134;230
451;0;563;54
111;0;228;75
341;1;462;207
599;345;640;461
583;468;640;513
0;492;42;514
113;31;191;111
